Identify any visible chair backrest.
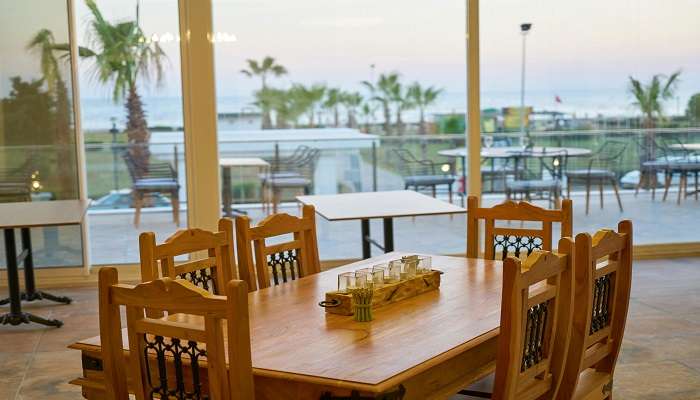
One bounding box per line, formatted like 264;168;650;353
235;204;320;291
393;148;437;177
139;218;236;295
587;141;628;174
492;240;575;400
98;267;254;400
557;220;633;399
467;196;573;260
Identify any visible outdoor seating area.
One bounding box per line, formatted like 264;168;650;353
3;1;700;399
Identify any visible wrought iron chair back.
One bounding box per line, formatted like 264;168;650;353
0;167;31;202
491;241;575;400
467;196;573;260
235;204;321;291
98;267;254;400
583;140;627;177
139;218;236;296
393;148;439;177
557;220;633;399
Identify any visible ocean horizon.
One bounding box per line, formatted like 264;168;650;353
80;88;686;131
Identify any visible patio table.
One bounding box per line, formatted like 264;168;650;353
69;252;502;399
670;143;700;152
0;200;89;327
297;190;465;259
220;157;270;217
438;146;592;193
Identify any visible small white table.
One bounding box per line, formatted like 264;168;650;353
220;157;270;216
298;190;465;259
670;143;700;152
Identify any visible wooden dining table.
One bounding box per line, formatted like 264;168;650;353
69;253;503;399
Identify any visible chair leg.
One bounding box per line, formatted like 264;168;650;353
133;191;143;228
651;170;657;200
634;170;642;197
695;172;699;201
272;188;280;214
612;179;623;212
431;185;436;198
566;179;571;199
171;191;180;227
448;184;453;204
599;181;604;210
585;180;591;215
662;172;672;202
678;173;686;205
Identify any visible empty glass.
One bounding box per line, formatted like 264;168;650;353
338;272;356;293
387;260;403;283
371;263;388;285
417;256;432;273
355;268;374;288
401;258;417;279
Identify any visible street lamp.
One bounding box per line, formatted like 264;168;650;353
519;23;532;142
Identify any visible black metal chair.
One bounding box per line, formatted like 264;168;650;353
565;140;627;214
263;146;320;213
393;148;455;203
0;167;32;203
658;138;700;204
123;151;180;228
481;137;516;193
504;149;568;209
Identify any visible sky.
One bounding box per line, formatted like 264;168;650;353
2;0;700;115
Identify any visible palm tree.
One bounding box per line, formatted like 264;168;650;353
240;56;288;129
341;91;363;129
83;0;166;168
391;83;413;135
629;70;681;186
359;102;378;133
324;88;342;127
27;29;77;199
361;72;399;134
292;83;326;127
407;83;443;134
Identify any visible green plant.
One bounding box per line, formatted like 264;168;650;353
324;88;342;127
407;83;443;134
82;0;167;168
362;72;400;134
687;93;700;124
240;56;288;129
341;91;363;129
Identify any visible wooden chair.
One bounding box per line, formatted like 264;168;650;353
139;218;236;295
98;267;254;400
556;220;633;400
235;204;320;291
459;239;575;399
467;196;573;260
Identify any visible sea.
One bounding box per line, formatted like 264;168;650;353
79;88;687;131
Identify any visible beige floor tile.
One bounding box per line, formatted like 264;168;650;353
614;361;700;399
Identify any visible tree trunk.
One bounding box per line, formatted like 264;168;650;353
348;111;357;128
383;104;391;134
334;107;339;127
419;108;426;135
125;84;150;173
638;116;656;189
54;78;77;199
262;107;273;129
396;110;403;136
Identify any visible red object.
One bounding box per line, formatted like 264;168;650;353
555;95;562;104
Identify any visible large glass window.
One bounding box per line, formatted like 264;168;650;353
0;0;83;268
75;0;188;264
481;0;700;244
213;0;469;259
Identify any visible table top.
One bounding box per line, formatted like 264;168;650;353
297;190;465;221
438;146;591;159
219;157;270;167
73;253;502;391
669;143;700;151
0;200;90;229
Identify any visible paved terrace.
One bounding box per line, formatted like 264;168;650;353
83;189;700;265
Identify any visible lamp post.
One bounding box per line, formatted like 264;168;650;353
519;23;532;140
109;117;120;194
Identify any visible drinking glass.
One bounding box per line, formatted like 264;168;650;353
401;258;417;279
417;256;432;273
355;268;374;288
337;272;356;293
371;263;388;285
387;260;403;282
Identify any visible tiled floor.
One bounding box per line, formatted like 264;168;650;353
1;257;700;399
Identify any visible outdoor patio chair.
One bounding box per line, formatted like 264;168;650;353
658;138;700;204
0;167;31;203
505;149;568;208
262;146;320;213
393;148;456;203
123;151;180;227
565;140;627;214
481;137;516;192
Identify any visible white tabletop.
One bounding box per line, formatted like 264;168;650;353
439;146;591;158
219;157;270;167
0;200;90;229
297;190;465;221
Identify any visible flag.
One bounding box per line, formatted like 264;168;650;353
555;95;562;104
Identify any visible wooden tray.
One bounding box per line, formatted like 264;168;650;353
321;270;441;316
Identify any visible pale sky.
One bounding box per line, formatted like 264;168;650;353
3;0;700;111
